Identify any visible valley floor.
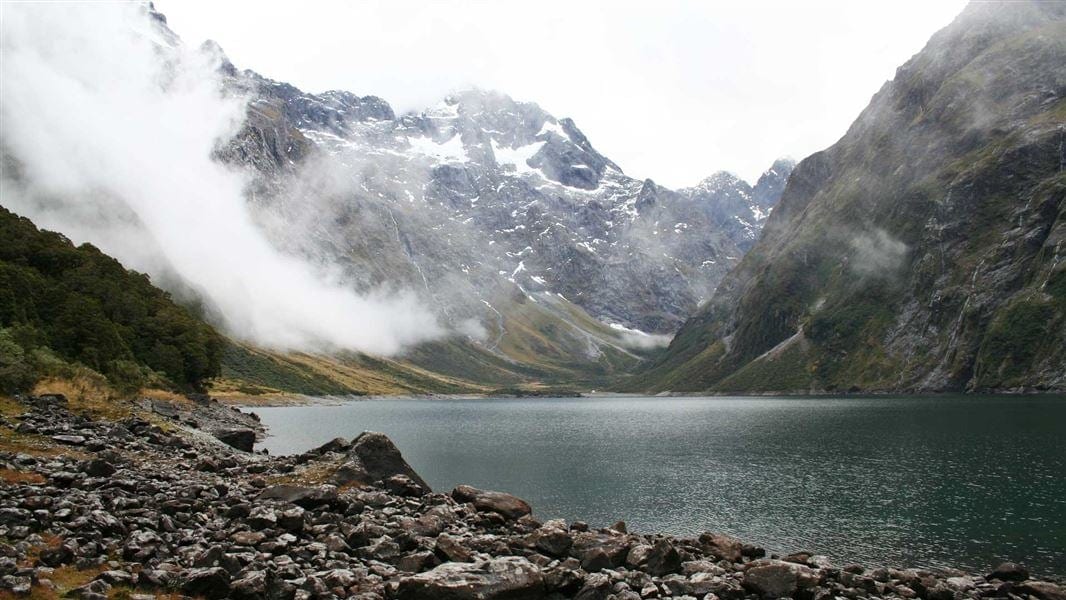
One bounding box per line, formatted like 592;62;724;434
0;393;1061;599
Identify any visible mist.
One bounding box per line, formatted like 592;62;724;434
848;228;909;278
0;3;442;355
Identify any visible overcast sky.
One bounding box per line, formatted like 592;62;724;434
156;0;967;187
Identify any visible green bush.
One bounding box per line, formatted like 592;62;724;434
0;329;36;394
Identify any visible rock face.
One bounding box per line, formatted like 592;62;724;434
631;0;1066;394
0;394;1062;599
331;431;431;490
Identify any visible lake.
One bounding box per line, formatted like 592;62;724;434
250;395;1066;576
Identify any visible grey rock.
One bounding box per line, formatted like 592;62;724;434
699;532;745;562
182;566;232;599
212;428;256;452
988;562;1029;582
644;539;682;576
743;559;822;599
332;431;430;491
452;484;531;520
391;556;544;600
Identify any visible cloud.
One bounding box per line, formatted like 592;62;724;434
848;228;909;278
608;324;672;350
0;2;442;355
154;0;968;186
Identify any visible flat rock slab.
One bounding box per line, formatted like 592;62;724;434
256;484;338;509
452;484;532;520
392;556;545;600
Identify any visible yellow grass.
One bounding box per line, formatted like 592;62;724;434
0;467;46;485
32;376;132;421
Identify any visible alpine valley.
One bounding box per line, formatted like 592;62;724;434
1;2;1066;599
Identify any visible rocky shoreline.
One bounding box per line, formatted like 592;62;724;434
0;394;1061;600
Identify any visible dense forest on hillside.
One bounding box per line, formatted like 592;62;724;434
0;207;222;393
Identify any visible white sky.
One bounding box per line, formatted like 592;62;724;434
155;0;968;187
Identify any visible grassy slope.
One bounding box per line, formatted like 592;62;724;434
213;292;653;397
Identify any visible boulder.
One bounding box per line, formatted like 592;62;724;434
452;485;532;520
81;458;116;477
644;539;682;576
699;532;745;562
392;556;544;600
580;548;613;572
311;437;351;455
384;474;427;497
988;562;1029;582
626;544;653;569
211;428;256;452
1019;581;1066;600
331;431;430;490
230;571;268;600
530;521;573;557
743;559;822;599
570;531;632;568
182;567;231;599
435;533;474;563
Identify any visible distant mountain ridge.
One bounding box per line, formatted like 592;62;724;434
629;0;1066;393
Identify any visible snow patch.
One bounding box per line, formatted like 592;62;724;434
407;134;468;163
491;139;545;175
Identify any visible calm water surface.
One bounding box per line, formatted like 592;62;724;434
251;395;1066;576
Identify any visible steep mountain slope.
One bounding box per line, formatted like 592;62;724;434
630;0;1066;393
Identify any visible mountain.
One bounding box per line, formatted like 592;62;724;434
629;1;1066;393
222;78;793;336
200;39;792;386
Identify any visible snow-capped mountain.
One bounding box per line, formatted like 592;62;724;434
221;71;793;337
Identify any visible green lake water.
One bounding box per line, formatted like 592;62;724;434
251;395;1066;576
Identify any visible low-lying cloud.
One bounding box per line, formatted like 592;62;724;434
848;228;909;278
0;3;442;355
